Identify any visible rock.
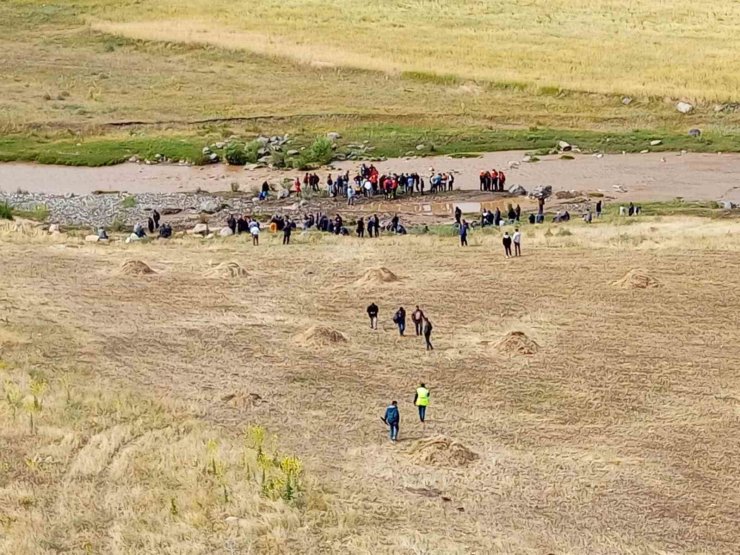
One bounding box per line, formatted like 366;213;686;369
85;234;99;242
689;128;702;137
595;153;604;159
622;97;633;105
676;101;694;114
530;185;552;200
225;517;239;525
508;185;527;195
256;136;270;145
257;147;269;156
508;161;520;169
205;233;215;239
48;224;60;234
192;223;209;236
720;200;735;210
286;149;299;156
202;146;211;155
640;149;649;154
270;136;282;144
277;188;290;200
219;227;234;237
215;142;226;149
199;200;221;214
557;140;572;152
257;155;271;164
334;153;347;161
522;155;532;163
209;153;219;163
128;156;140;163
650;139;662;146
416;144;425;150
327;132;341;141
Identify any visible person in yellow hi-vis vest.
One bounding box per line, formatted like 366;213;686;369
414;383;430;423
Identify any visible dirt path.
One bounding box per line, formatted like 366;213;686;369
2;151;740;202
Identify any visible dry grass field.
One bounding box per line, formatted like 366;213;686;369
1;0;739;146
2;217;739;553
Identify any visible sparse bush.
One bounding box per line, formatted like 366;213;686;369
557;227;572;236
121;195;137;208
0;202;13;221
225;143;248;166
244;141;262;164
271;150;286;168
295;137;334;169
230;181;240;192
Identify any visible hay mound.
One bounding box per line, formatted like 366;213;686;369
295;326;348;347
408;436;478;468
354;267;400;286
496;331;539;355
221;391;263;409
205;261;247;278
119;260;154;275
612;269;661;289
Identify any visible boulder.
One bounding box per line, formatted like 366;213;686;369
208;153;219;163
557;140;572;152
48;224;60;234
720;200;736;210
215;142;226;149
676;101;694;114
85;234;99;243
256;136;270;145
650;139;662;146
192;223;209;236
508;161;520;169
277;188;290;200
529;185;552;200
327;132;341;141
199;199;221;214
202;146;211;155
416;144;425;150
621;97;633;105
219;227;234;237
689;128;702;137
508;184;527;196
286;149;299;156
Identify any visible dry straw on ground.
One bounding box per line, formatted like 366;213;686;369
204;261;247;278
496;331;540;356
118;259;154;275
354;267;400;286
407;436;479;468
612;269;661;289
294;325;348;347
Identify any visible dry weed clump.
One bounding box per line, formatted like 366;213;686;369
119;259;155;275
221;391;264;409
294;326;348;347
408;436;478;468
354;267;400;286
496;331;540;355
612;269;661;289
205;261;247;278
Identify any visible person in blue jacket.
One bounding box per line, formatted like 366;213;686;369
383;401;400;443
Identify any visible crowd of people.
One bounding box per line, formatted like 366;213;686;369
478;169;507;191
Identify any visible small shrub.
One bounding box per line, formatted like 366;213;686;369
244;141;262;164
271;150;286;168
225;143;248;166
296;137;334;169
0;202;13;221
230;182;240;193
110;216;127;232
121;195;137;208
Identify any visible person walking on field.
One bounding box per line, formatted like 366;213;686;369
414;383;430;423
459;219;469;247
423;317;433;350
503;231;512;258
513;228;522;257
393;306;406;336
412;305;425;336
383;400;400;443
282;222;292;245
367;302;379;330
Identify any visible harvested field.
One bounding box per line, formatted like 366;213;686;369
1;217;740;553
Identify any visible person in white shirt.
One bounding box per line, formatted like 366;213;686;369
513;228;522;257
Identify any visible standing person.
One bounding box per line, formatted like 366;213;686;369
414;383;430;423
448;173;455;191
282;220;292;245
367;302;379;330
250;221;260;246
347;183;355;206
423;317;433;350
454;206;462;225
515;204;521;222
459;219;469;247
596;200;603;218
227;214;237;234
393;306;406;336
147;217;155;234
412;305;425;336
383;401;400;443
356;217;365;238
513;228;522;257
503;231;512;258
152;209;161;229
372;214;380;237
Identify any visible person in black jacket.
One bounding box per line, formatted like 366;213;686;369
393;306;406;336
411;306;425;336
503;232;513;258
367;303;379;330
423;317;433;350
283;220;292;245
152;209;161;229
356;217;365;238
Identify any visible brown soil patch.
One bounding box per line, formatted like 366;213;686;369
119;260;154;275
205;261;247;278
612;269;661;289
408;436;478;468
496;331;539;355
354;267;400;286
294;326;348;347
